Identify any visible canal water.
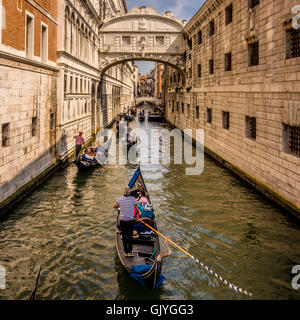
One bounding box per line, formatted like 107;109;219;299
0;112;300;300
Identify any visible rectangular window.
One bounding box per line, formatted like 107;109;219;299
70;76;73;93
32;117;38;137
172;101;174;113
189;67;192;78
187;38;192;50
198;30;202;44
178;73;181;82
209;59;214;74
207;108;212;123
225;4;233;25
198;64;201;77
283;124;300;157
187;105;190;118
2;123;10;147
64;75;67;94
209;20;215;36
222;111;230;130
248;41;259;66
245;116;256;140
156;36;165;45
50;113;55;131
196;106;200;119
225;52;232;71
286;28;300;59
249;0;259;9
26;14;34;58
41;24;48;62
122;36;131;45
177;102;179;112
182;103;185;114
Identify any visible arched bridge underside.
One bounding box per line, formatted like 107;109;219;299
99;6;186;78
136;97;161;106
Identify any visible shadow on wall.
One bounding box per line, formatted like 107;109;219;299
101;75;109;128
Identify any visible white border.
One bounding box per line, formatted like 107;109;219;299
41;21;48;63
25;10;34;59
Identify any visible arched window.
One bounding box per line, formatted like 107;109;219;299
64;7;70;52
70;13;75;55
76;19;80;58
81;23;85;59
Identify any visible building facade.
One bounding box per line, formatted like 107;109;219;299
163;0;300;214
0;0;59;205
57;0;136;160
0;0;136;210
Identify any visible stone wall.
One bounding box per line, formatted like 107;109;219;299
0;64;58;204
164;0;300;213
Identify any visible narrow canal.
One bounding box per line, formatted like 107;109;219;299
0;112;300;300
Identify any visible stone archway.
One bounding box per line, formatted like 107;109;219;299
99;6;186;80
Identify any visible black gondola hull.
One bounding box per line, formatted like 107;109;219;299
115;166;163;289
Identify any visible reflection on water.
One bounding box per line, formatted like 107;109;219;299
0;114;300;300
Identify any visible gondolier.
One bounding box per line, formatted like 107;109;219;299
74;132;85;159
113;186;136;257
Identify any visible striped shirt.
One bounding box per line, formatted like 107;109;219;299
117;195;136;221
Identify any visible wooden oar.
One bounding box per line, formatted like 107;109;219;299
137;217;253;297
29;264;42;300
95;158;108;171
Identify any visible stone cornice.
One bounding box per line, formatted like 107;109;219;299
25;0;58;25
57;50;100;74
184;0;225;35
0;51;59;76
65;0;101;29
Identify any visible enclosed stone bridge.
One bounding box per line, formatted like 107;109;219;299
136;96;161;106
99;6;186;79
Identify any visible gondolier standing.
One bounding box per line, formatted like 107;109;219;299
113;186;136;257
74;131;85;159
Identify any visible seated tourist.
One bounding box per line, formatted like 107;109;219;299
82;149;96;162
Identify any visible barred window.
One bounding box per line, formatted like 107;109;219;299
209;59;214;74
2;123;10;147
245;116;256;140
156;36;165;45
32;117;38;137
286;28;300;59
196;106;200;119
248;41;259;66
182;103;185;114
209;20;215;36
225;4;233;25
198;64;202;77
225;52;232;71
122;36;131;45
249;0;259;9
283;124;300;157
222;111;230;130
207;108;212;123
198;30;202;44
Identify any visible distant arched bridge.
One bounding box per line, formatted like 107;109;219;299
136;97;161;106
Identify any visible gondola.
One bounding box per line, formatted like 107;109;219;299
73;138;112;170
148;112;164;122
138;113;145;122
115;166;165;289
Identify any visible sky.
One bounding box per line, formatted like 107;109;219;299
127;0;206;75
